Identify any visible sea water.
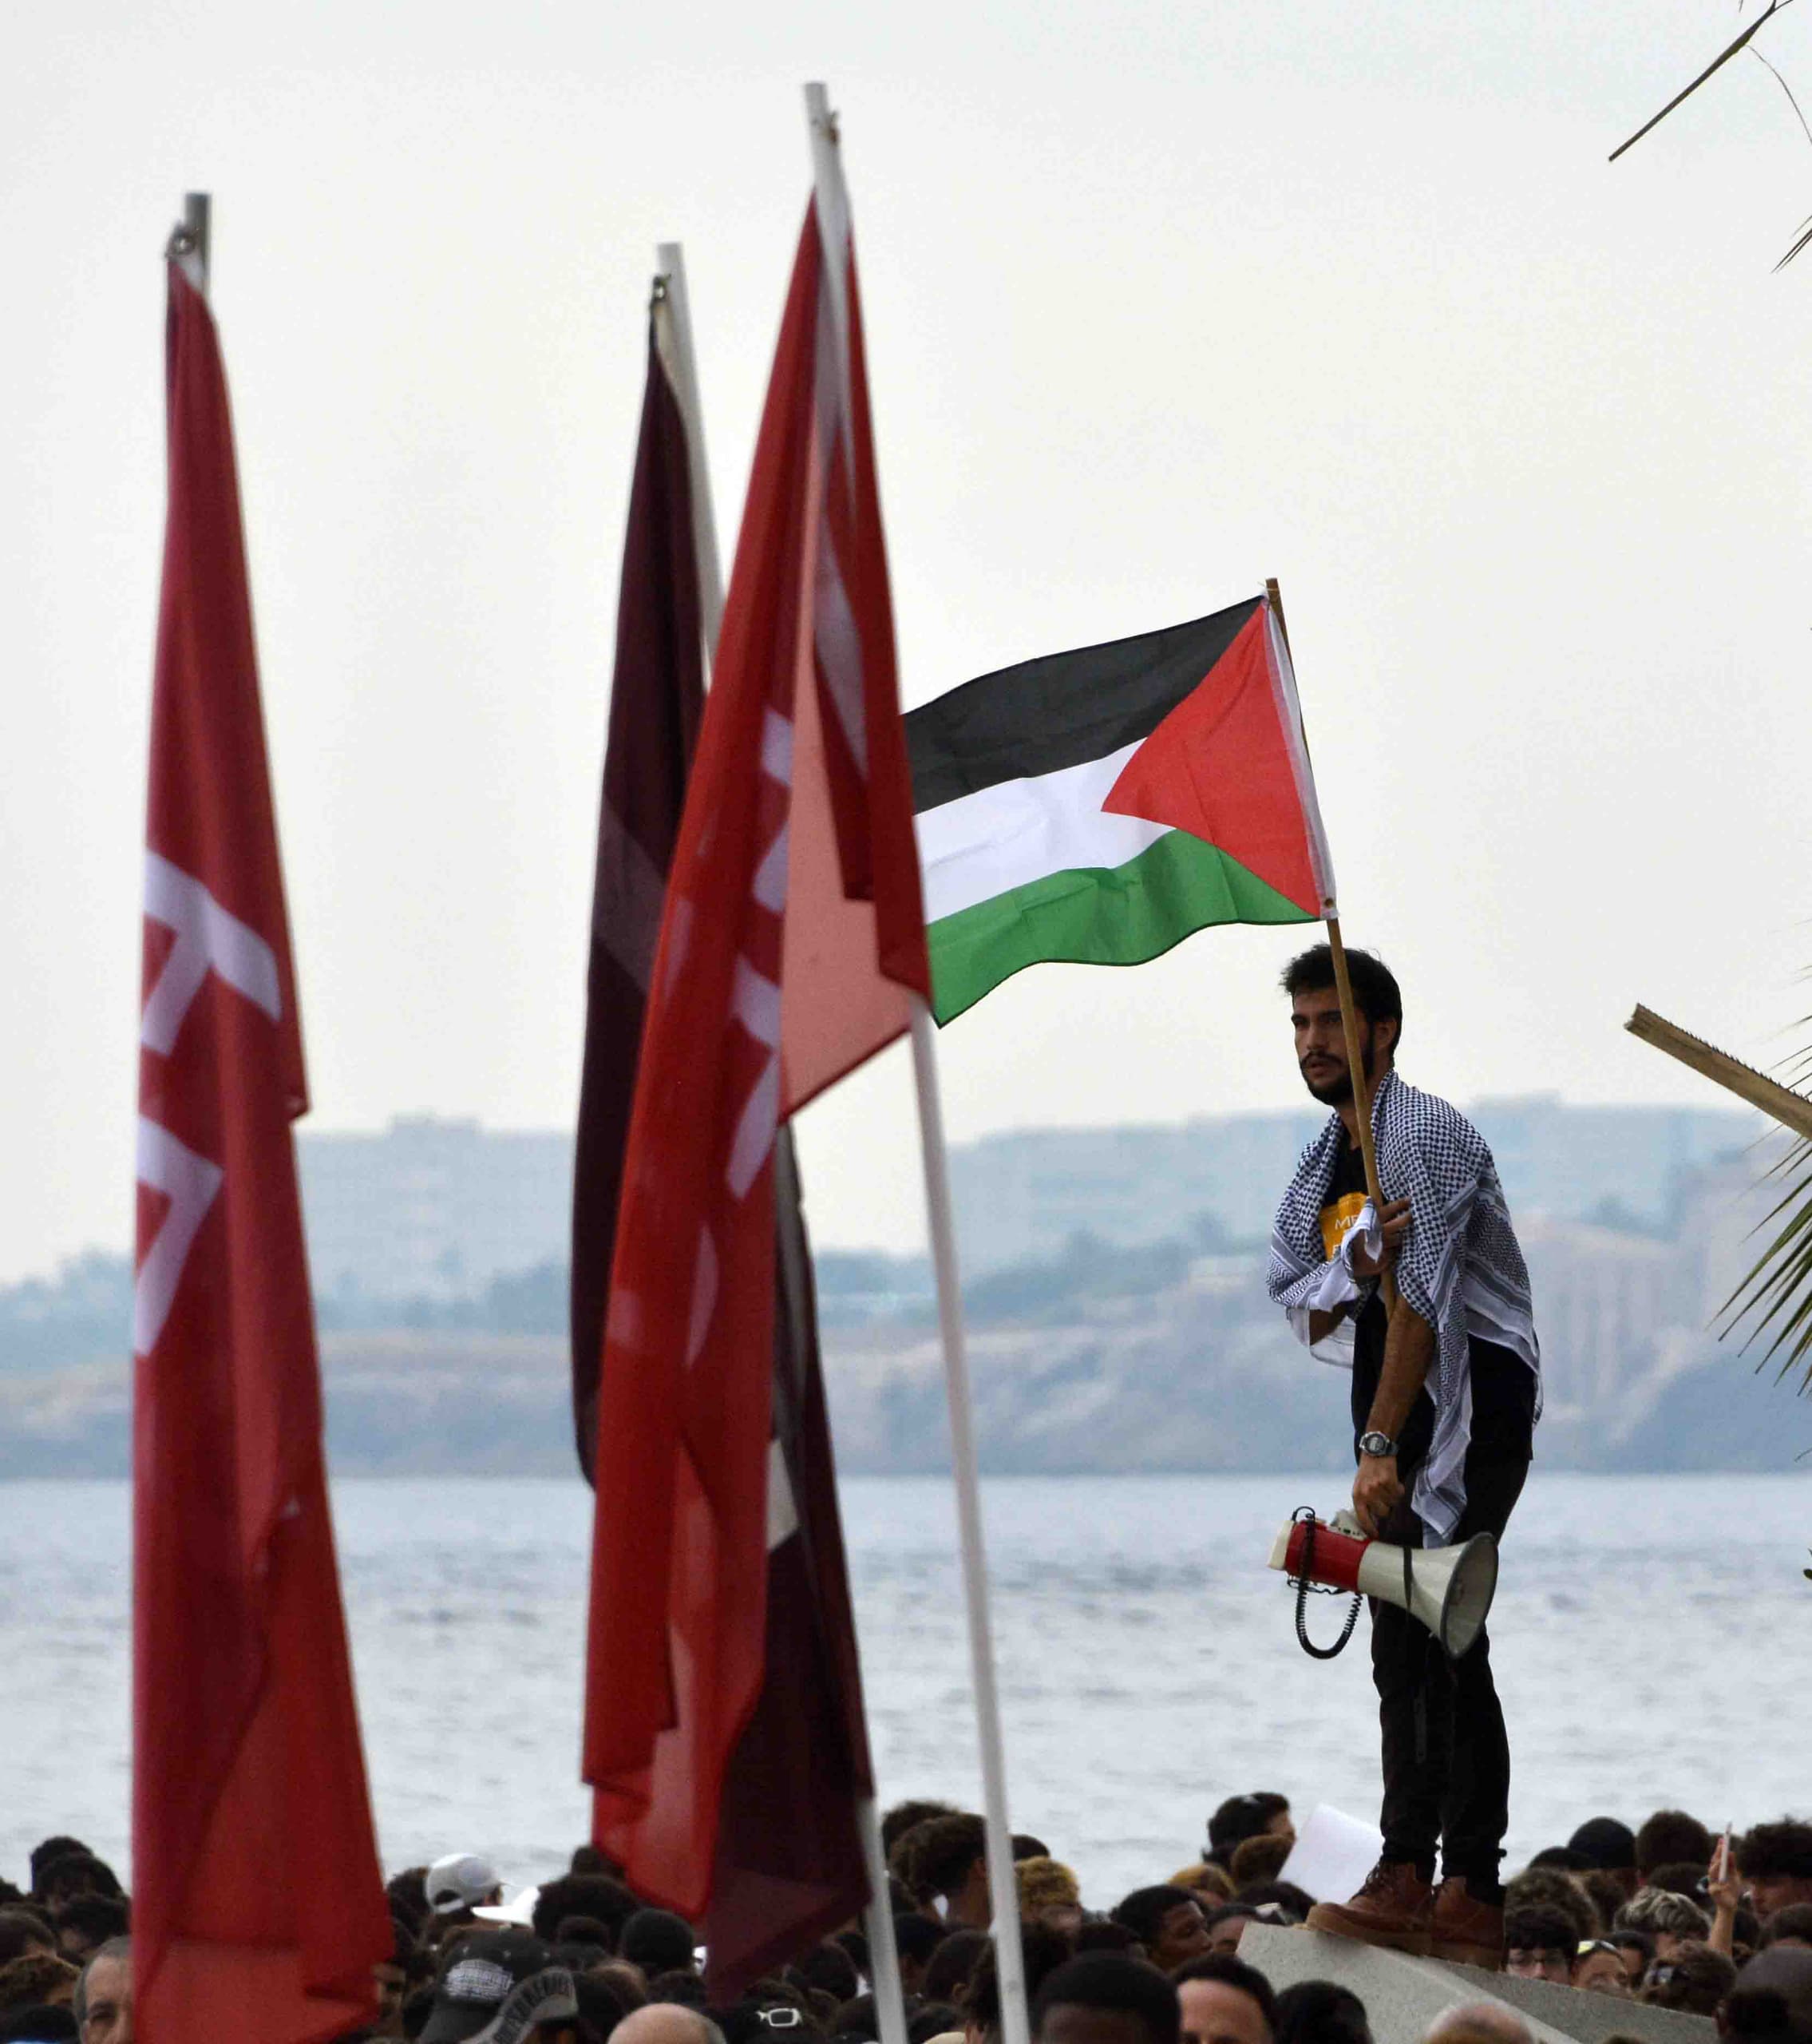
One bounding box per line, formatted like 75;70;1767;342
1;1472;1806;1903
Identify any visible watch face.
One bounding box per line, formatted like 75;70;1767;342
1359;1432;1395;1458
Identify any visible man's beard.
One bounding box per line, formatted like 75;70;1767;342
1300;1040;1374;1104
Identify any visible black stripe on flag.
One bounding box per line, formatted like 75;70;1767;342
906;596;1263;814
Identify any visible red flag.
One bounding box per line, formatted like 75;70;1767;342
569;311;706;1479
133;254;390;2044
582;186;928;1918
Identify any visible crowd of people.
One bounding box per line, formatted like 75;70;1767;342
3;1800;1810;2044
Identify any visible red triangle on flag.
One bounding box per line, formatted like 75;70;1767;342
1101;604;1322;917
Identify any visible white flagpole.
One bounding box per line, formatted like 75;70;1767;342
907;1000;1032;2044
655;232;912;2044
804;81;1031;2044
169;191;211;296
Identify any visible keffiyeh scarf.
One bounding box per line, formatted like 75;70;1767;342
1267;1069;1541;1541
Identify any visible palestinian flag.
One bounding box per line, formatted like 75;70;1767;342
906;593;1336;1024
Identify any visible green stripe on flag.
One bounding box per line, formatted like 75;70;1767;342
926;829;1314;1024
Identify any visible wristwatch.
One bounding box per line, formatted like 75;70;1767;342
1358;1430;1398;1460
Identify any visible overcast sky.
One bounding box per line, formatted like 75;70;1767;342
4;0;1810;1282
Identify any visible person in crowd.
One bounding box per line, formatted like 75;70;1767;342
1201;1910;1260;1959
49;1902;126;1969
1172;1957;1274;2044
1616;1888;1711;1960
1640;1942;1736;2018
1570;1941;1628;1995
892;1916;948;1998
1501;1907;1575;1983
964;1923;1073;2044
1031;1955;1179;2044
1019;1862;1085;1939
0;1955;77;2014
1720;1945;1812;2041
1227;1843;1291;1895
534;1878;639;1951
1634;1814;1714;1887
1736;1824;1812;1923
884;1806;963;1860
1608;1928;1653;1989
892;1820;991;1931
0;1926;52;1971
1269;1983;1370;2044
620;1912;698;1980
1575;1872;1632;1941
416;1927;576;2042
1758;1905;1812;1953
1268;949;1540;1974
1205;1802;1293;1878
424;1856;504;1932
611;2003;728;2044
1228;1888;1312;1927
1499;1872;1596;1943
1421;2007;1532;2044
1567;1821;1639;1901
920;1931;991;2009
1169;1871;1234;1910
70;1940;129;2044
1111;1891;1209;1973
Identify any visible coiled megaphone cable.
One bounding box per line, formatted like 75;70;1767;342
1288;1506;1363;1659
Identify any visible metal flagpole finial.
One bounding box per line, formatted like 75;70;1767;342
167;192;211;292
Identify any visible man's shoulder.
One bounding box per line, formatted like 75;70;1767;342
1383;1076;1488;1155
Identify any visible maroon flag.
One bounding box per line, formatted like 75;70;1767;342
582;168;929;1979
570;304;706;1478
133;251;390;2044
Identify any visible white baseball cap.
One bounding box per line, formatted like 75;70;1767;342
425;1852;504;1915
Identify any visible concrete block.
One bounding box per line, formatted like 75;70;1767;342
1237;1924;1714;2044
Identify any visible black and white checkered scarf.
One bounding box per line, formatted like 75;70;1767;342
1267;1068;1541;1540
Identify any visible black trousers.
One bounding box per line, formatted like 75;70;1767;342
1371;1455;1526;1891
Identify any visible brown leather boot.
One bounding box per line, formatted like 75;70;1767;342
1428;1876;1505;1970
1306;1860;1434;1955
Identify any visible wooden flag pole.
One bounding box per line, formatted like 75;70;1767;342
1266;577;1395;1314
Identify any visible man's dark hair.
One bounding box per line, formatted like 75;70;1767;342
1724;1946;1812;2038
1641;1941;1736;2016
386;1868;430;1931
28;1842;91;1895
0;2010;77;2043
796;1941;861;2006
1015;1836;1052;1864
1205;1796;1290;1866
908;2006;960;2044
1609;1927;1655;1965
880;1800;960;1856
893;1816;987;1903
51;1893;129;1953
34;1856;121;1907
646;1967;709;2007
1636;1811;1714;1879
533;1875;639;1945
1569;1818;1638;1872
967;1924;1073;2037
0;1912;52;1965
1527;1848;1591;1872
1072;1920;1141;1955
1032;1954;1180;2044
1271;1980;1371;2044
1172;1954;1276;2031
1504;1868;1597;1940
1648;1861;1711;1900
892;1915;947;1966
1111;1888;1197;1946
921;1928;991;2006
621;1908;698;1975
1761;1903;1812;1948
1280;949;1402;1040
1504;1905;1577;1960
1203;1906;1260;1935
71;1938;130;2030
1228;1838;1291;1891
1738;1822;1812;1882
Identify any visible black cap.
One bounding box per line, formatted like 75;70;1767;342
421;1930;578;2044
1569;1817;1637;1871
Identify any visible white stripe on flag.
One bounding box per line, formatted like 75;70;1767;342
914;740;1171;925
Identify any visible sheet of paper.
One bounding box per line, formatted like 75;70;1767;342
1279;1802;1382;1903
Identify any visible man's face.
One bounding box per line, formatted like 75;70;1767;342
1150;1902;1210;1971
1651;1931;1690;1963
373;1959;409;2038
1613;1942;1648;1987
1177;1979;1270;2044
1748;1874;1812;1918
81;1954;132;2044
1505;1946;1571;1983
1290;986;1380;1106
1206;1915;1251;1958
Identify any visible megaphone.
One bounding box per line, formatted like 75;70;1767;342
1267;1508;1498;1658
